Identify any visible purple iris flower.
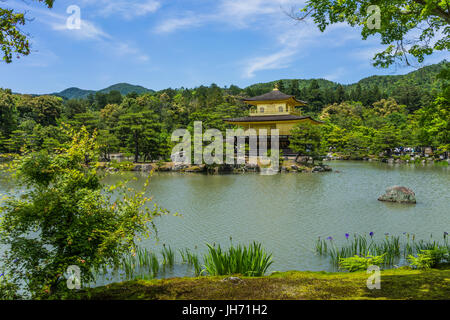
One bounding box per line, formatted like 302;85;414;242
327;236;333;241
345;233;350;239
369;232;374;238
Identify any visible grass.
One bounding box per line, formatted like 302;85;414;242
81;266;450;300
179;248;202;276
161;245;175;268
118;248;160;280
202;241;273;277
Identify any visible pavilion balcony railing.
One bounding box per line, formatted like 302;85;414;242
244;130;292;136
249;110;302;116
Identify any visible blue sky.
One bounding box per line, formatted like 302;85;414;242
0;0;447;94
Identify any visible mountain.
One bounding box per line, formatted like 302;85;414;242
346;61;446;94
244;60;447;96
53;83;154;100
98;83;154;96
54;87;95;100
245;79;338;96
46;60;447;100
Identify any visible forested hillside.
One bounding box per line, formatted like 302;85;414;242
0;60;448;162
244;61;447;114
53;83;154;100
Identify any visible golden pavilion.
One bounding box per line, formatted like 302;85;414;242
224;86;322;155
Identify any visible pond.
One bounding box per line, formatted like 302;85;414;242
1;161;449;283
110;161;450;274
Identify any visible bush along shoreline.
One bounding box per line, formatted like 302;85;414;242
95;159;334;174
324;153;450;165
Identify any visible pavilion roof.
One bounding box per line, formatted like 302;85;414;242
243;89;307;105
224;115;322;123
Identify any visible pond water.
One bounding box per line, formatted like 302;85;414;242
1;161;449;282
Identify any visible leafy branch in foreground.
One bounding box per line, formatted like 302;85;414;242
288;0;449;67
0;125;167;298
0;1;54;63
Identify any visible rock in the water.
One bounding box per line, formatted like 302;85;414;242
185;164;206;172
312;166;325;173
378;186;416;204
172;164;188;171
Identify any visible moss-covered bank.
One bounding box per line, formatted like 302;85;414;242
81;267;450;300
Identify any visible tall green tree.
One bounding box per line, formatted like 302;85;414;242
0;89;17;140
373;125;403;155
290;122;324;163
118;110;161;162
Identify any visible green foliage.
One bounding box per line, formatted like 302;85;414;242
161;245;175;268
292;0;449;67
0;1;54;63
0;62;448;161
108;160;135;171
0;272;21;300
290;122;324;162
316;233;449;267
179;248;202;275
408;247;449;269
0;126;167;298
202;242;273;277
338;254;386;272
120;247;160;280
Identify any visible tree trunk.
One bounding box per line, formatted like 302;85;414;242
134;132;139;163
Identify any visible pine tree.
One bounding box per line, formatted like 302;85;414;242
290;80;301;98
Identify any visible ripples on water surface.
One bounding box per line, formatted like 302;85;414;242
103;161;450;275
1;161;449;281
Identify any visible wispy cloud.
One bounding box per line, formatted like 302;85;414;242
6;1;112;41
82;0;161;19
243;48;297;78
6;0;151;63
153;0;293;33
50;20;111;40
323;67;346;81
154;12;208;33
114;42;150;62
153;0;359;78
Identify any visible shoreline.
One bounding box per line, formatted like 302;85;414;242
96;156;449;174
81;267;450;300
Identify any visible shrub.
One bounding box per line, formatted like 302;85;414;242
408;247;449;269
0;273;21;300
0;127;166;298
109;160;135;171
338;254;386;272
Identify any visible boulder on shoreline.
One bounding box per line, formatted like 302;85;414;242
378;186;416;204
